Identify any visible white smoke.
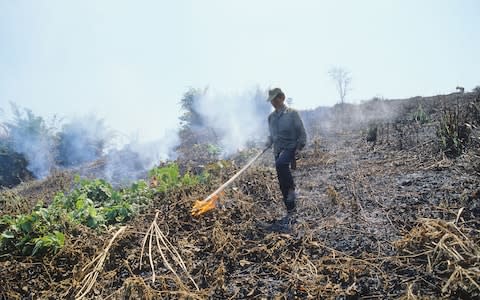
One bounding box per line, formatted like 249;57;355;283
58;115;111;166
103;130;179;185
3;87;271;185
193;87;271;156
6;106;56;179
10;131;55;179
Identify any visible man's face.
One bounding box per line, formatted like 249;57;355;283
270;94;284;110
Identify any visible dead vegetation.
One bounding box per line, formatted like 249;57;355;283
0;92;479;299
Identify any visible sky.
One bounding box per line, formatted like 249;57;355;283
1;0;479;144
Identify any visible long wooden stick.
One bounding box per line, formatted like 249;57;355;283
191;147;269;216
207;147;268;200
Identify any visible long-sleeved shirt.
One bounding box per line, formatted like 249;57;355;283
267;106;307;155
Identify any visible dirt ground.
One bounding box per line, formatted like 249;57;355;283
1;93;479;299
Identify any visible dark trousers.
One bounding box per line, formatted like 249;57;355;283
275;148;296;201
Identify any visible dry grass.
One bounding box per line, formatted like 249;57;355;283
75;226;127;300
395;212;480;297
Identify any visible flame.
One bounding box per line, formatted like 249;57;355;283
191;191;224;216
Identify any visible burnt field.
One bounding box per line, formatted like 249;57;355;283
1;92;479;299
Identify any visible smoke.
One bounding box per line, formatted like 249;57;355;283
3;105;180;183
9;128;55;179
3;87;271;185
193;87;271;156
103;131;179;185
6;107;56;179
351;97;400;125
57;115;110;167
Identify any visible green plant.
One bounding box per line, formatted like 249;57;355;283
412;104;429;124
0;162;211;256
31;231;64;255
0;204;64;255
437;107;471;158
68;194;103;228
206;143;222;156
148;163;181;193
101;202;133;224
123;180;152;207
0;177;142;255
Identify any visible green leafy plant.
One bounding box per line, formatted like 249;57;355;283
101;202;133;224
148;163;180;193
0;162;211;256
148;163;201;193
31;231;64;256
0;204;64;255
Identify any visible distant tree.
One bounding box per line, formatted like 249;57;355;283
179;87;206;131
3;103;55;178
177;87;218;151
328;67;352;105
473;86;480;94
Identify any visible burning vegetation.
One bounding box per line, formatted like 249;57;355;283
0;90;479;299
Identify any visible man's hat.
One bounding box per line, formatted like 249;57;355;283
267;88;283;102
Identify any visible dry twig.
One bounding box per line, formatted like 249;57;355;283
140;211;199;291
75;226;127;300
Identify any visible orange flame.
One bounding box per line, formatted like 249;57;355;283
191;191;224;216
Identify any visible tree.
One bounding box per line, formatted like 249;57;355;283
178;87;206;131
328;67;352;105
177;87;218;152
3;104;55;179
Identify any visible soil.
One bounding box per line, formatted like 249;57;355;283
0;92;479;299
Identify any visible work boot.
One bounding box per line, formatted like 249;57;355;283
268;214;292;233
284;190;296;213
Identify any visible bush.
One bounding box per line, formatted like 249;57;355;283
437;108;471;158
0;150;33;188
148;163;204;193
0;204;65;255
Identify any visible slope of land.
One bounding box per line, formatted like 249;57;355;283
1;92;479;299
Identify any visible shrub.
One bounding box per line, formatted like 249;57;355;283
437;107;470;158
412;104;429;124
148;163;201;193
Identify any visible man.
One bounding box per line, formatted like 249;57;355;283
265;88;307;222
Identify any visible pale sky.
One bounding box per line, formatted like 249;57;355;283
1;0;479;143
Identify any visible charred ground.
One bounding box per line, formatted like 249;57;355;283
1;92;479;299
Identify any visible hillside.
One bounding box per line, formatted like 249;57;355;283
1;92;479;299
